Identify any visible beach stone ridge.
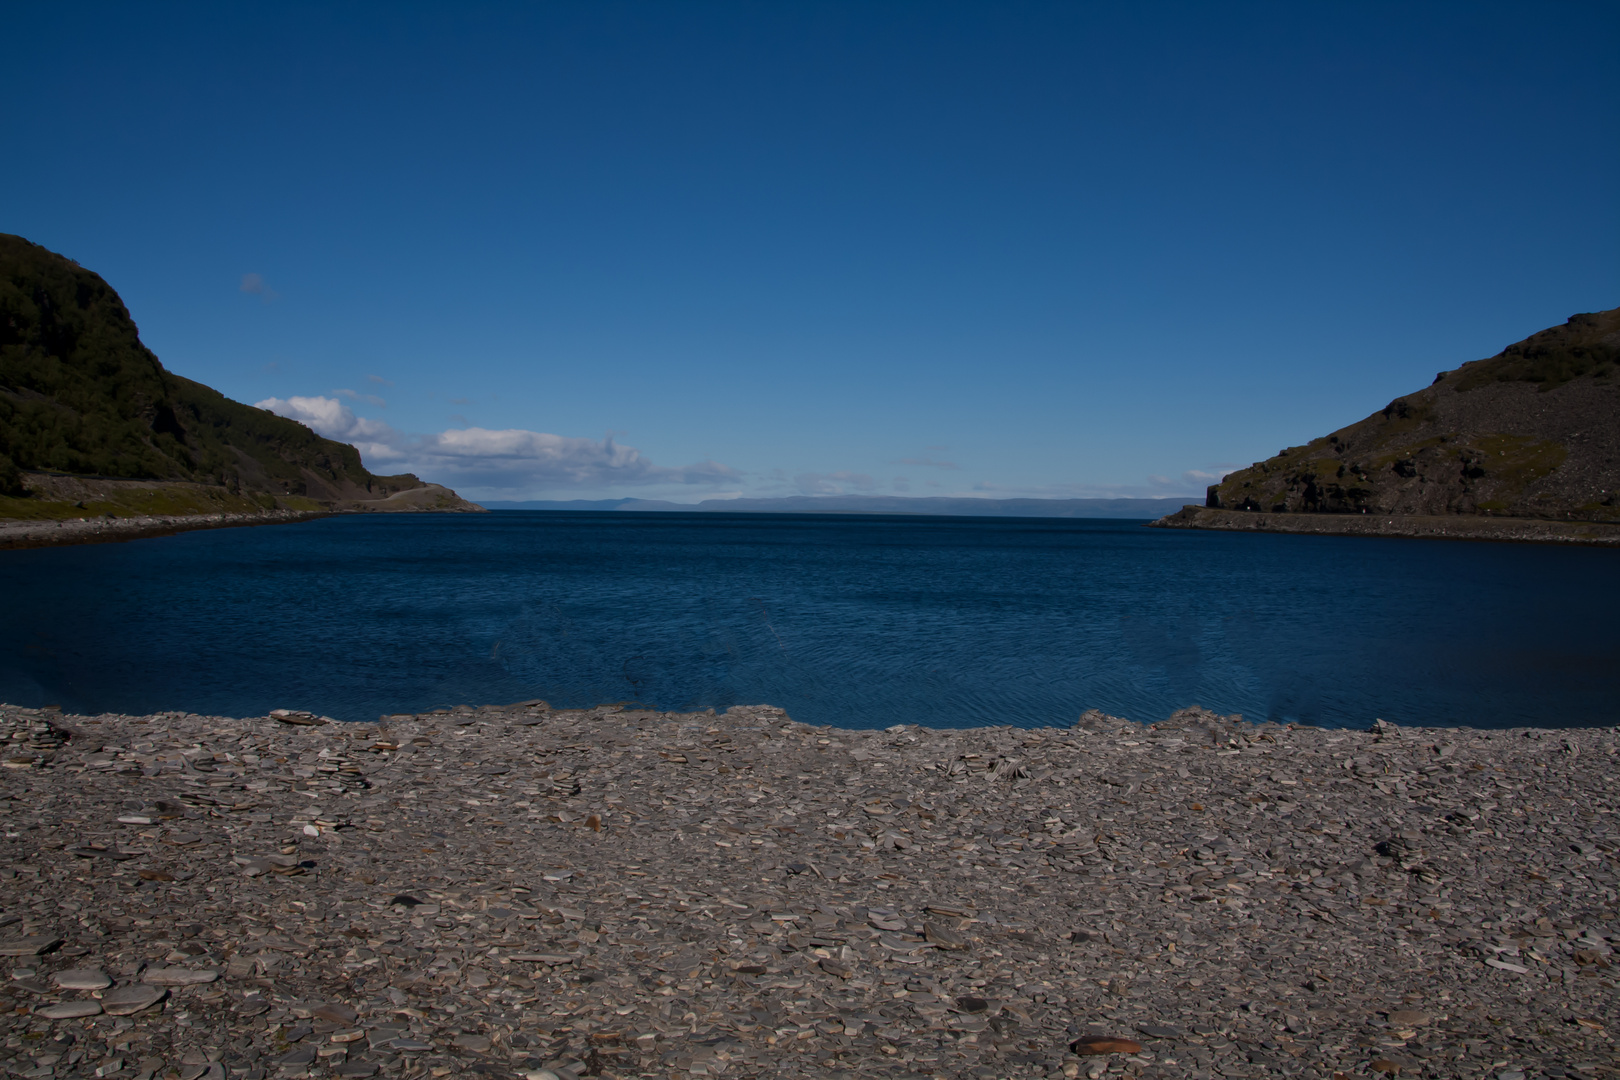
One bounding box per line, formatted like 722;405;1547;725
0;699;1614;1079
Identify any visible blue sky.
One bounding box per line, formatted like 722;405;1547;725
4;2;1617;502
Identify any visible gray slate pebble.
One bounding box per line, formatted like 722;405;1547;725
0;699;1613;1080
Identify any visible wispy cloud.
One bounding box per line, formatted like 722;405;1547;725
254;395;739;494
333;388;387;408
971;479;1198;499
794;471;876;495
365;374;394;387
1150;467;1235;492
895;456;960;470
239;273;278;301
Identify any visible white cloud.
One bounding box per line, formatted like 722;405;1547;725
256;396;391;443
409;427;738;490
254;395;738;494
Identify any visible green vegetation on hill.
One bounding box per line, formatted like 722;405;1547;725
1202;306;1620;522
1448;308;1620;391
0;233;423;503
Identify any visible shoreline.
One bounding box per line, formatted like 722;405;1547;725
0;699;1614;1079
16;502;1620;552
0;481;488;551
1150;504;1620;546
0;509;331;551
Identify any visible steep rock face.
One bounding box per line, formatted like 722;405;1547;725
1205;307;1620;522
0;233;478;512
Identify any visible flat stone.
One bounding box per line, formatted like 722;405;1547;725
0;936;62;956
65;845;137;860
1386;1009;1431;1027
37;1000;103;1019
142;967;220;985
53;968;111;989
923;922;966;949
270;710;327;727
1071;1037;1143;1055
312;1002;359;1024
101;984;167;1015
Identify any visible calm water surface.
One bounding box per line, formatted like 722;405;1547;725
0;511;1614;729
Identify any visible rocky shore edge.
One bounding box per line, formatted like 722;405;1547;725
0;482;489;551
1149;505;1620;546
0;699;1615;1080
0;510;331;551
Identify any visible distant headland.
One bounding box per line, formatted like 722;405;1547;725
481;495;1191;518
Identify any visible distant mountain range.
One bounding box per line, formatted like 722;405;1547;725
0;234;480;520
482;495;1189;518
1155;305;1620;543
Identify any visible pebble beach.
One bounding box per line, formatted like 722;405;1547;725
0;701;1615;1080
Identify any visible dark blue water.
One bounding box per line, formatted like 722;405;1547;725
0;511;1615;729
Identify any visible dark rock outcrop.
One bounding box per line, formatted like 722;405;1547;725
1169;307;1619;537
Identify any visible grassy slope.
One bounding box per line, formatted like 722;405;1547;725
1205;307;1620;521
0;233;423;506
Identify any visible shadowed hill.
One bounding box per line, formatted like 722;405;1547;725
0;233;478;517
1193;306;1620;524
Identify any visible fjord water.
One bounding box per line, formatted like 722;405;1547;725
1;511;1615;729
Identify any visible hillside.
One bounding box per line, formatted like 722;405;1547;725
0;234;480;521
1185;307;1620;527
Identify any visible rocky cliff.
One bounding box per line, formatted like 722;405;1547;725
1197;306;1619;524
